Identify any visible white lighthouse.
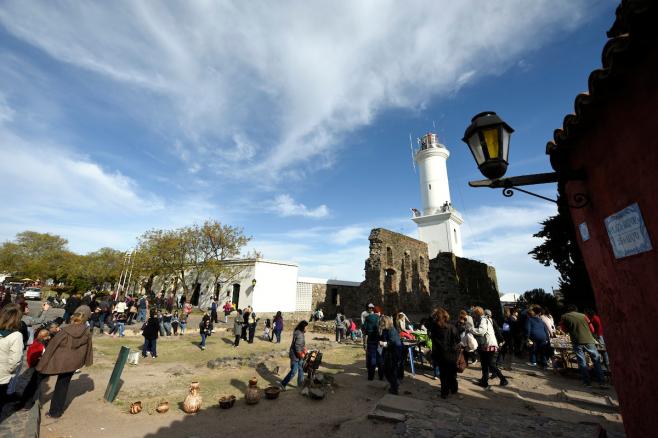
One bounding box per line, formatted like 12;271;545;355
411;132;464;257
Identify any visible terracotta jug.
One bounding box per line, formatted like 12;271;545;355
183;381;202;413
245;377;261;405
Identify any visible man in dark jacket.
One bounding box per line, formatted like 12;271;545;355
63;294;80;324
525;306;551;368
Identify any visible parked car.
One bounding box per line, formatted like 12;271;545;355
23;287;42;301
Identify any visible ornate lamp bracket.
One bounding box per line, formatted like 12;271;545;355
469;171;590;209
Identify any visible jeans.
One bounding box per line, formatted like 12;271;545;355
573;343;604;384
117;322;125;337
596;336;610;369
200;333;207;347
137;309;147;322
49;372;75;417
248;324;255;343
366;343;384;380
479;349;507;387
529;339;549;367
281;357;305;387
143;338;157;357
98;313;106;333
158;322;165;336
335;327;345;342
180;323;186;334
163;322;172;336
211;310;218;324
273;329;282;343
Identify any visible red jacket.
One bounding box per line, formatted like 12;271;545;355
590;314;604;337
26;341;45;368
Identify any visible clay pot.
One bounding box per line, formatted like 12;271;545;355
264;386;281;400
129;401;142;414
156;401;169;413
219;395;236;409
183;381;202;414
245;377;261;405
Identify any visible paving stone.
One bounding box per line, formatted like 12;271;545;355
368;408;406;423
558;390;619;410
376;394;430;415
367;380;389;389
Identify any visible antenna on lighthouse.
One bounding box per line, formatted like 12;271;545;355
409;133;416;174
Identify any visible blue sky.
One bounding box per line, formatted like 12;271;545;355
0;1;617;293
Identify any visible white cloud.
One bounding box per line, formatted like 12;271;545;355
0;94;14;123
0;130;163;214
269;194;329;219
0;1;594;181
461;202;559;294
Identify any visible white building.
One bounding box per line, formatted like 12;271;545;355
147;259;360;316
411;132;464;257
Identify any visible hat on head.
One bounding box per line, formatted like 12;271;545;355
484;309;492;316
74;305;92;321
368;303;375;308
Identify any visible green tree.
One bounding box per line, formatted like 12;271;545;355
529;206;596;311
517;288;561;318
136;220;252;298
0;231;71;281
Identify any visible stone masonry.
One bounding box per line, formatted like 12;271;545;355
361;228;431;316
361;228;502;321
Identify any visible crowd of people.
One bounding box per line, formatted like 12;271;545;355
0;280;612;421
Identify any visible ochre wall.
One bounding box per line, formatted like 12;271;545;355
563;47;658;437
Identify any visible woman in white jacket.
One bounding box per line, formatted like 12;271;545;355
0;304;25;411
469;306;509;388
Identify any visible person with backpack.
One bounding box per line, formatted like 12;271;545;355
363;305;384;381
469;306;509;389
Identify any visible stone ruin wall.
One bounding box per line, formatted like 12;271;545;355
361;228;432;317
429;253;503;323
310;283;361;319
361;228;502;322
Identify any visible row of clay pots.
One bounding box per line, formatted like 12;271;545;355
130;379;275;415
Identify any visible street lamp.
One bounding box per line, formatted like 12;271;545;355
462;111;589;208
462;111;514;180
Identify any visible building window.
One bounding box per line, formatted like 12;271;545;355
454;229;458;243
386;247;393;265
429;184;431;190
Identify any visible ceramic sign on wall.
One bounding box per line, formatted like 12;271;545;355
604;203;653;259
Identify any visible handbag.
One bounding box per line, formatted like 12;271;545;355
456;347;467;373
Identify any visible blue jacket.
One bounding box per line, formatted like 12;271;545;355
525;316;550;342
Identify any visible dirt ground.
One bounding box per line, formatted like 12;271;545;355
35;318;625;438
